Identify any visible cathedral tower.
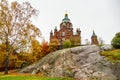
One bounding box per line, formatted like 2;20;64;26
91;30;99;45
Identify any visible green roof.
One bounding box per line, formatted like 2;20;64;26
92;30;97;37
62;14;70;22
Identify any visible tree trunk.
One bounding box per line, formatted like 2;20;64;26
4;55;9;74
4;39;10;74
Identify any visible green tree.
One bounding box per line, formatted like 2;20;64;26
111;32;120;49
63;39;71;48
0;0;41;74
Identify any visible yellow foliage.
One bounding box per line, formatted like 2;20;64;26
0;44;7;67
49;39;59;52
0;0;41;73
11;1;17;9
0;52;6;67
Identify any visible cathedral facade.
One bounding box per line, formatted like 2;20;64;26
50;13;98;45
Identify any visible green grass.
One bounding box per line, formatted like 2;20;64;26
0;75;74;80
100;49;120;62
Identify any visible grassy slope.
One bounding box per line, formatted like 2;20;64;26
0;75;73;80
0;70;73;80
100;49;120;62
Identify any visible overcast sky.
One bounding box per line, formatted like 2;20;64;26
9;0;120;44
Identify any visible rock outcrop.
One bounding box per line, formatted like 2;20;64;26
101;44;113;51
20;45;120;80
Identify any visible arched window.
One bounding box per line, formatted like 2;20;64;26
62;32;65;36
62;38;65;41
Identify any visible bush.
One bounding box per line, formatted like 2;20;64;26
111;32;120;49
63;39;71;48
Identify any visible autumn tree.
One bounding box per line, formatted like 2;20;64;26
38;41;50;57
0;44;7;70
49;39;59;52
0;0;41;74
31;39;41;60
70;36;80;47
70;37;75;47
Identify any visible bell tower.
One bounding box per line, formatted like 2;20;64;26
50;30;53;42
91;30;99;45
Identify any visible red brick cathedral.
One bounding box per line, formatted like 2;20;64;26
50;13;98;45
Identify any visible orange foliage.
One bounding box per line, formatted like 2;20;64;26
41;41;50;57
0;40;59;71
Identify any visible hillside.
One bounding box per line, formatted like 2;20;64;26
20;45;120;80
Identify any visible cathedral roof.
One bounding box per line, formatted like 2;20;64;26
62;13;70;22
92;30;97;37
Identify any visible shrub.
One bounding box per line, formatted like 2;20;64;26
63;39;71;48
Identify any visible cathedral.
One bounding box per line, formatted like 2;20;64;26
50;13;98;45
